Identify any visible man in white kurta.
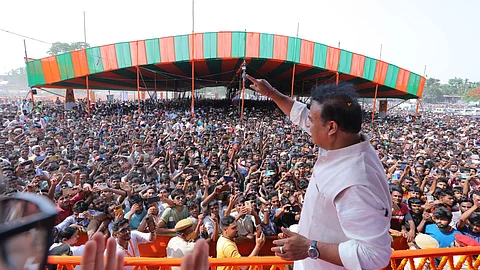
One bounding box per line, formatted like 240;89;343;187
289;101;392;269
246;74;392;270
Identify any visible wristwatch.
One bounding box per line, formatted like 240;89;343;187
308;240;319;259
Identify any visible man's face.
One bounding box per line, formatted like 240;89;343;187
111;179;120;189
209;204;219;215
391;191;402;205
471;223;480;233
403;179;413;188
410;203;422;214
271;196;280;209
437;181;447;189
441;195;454;207
115;224;131;241
57;196;70;209
173;193;185;206
434;217;450;229
224;222;238;239
408;190;420;199
93;197;105;210
450;164;458;172
459;202;473;213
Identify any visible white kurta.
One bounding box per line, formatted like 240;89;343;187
289;101;392;270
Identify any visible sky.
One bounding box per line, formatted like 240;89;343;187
1;0;479;83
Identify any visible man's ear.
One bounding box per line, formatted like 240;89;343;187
327;121;338;136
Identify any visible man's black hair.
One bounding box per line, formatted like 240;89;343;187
407;197;423;207
435;188;454;198
72;201;88;213
437;177;449;184
407;185;422;193
129;194;143;205
389;184;404;196
171;188;185;199
309;82;362;133
186;199;198;210
457;197;473;205
112;218;130;233
468;212;480;226
220;215;235;229
433;207;453;221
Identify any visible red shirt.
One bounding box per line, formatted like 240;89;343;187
390;203;410;231
54;192;86;225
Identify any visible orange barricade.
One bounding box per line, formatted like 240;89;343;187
49;246;480;270
73;233;277;257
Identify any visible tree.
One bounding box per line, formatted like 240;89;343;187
47;41;90;55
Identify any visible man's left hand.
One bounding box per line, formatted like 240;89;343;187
272;227;310;261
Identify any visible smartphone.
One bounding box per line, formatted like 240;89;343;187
134;183;147;193
190;175;200;182
183;168;195;174
78;213;85;219
20;160;33;166
223;176;234;183
461;173;469;179
245;200;252;209
427;195;434;203
97;183;109;191
62;188;74;196
49;156;58;161
146;215;155;231
115;205;123;215
28;137;37;142
219;185;230;192
146;196;160;205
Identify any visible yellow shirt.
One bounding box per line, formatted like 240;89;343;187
216;235;241;270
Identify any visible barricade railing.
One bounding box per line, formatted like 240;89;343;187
386;246;480;270
47;256;294;270
47;246;480;270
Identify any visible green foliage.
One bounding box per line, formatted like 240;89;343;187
47;42;90;55
421;77;480;103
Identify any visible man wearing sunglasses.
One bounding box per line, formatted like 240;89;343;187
112;218;156;263
157;189;190;234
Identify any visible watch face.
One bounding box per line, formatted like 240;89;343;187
308;247;319;259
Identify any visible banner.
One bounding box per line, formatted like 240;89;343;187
64;88;76;110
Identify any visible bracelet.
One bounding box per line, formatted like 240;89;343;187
265;88;276;98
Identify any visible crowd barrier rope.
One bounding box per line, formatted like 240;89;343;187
48;233;480;270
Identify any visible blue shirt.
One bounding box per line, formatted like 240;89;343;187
458;225;480;244
425;224;461;248
124;207;147;229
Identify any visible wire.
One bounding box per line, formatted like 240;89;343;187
0;28;51;44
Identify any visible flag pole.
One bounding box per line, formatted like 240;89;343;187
290;23;299;98
371;84;378;122
86;75;90;115
23;39;35;106
241;60;246;120
190;0;195;118
83;11;90;115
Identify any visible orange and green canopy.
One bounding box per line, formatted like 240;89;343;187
26;31;425;99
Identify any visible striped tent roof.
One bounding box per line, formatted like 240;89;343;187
26;31;425;99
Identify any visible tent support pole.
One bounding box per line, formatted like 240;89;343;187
371;84;378;122
136;66;141;112
336;72;339;86
415;99;421;119
86;75;90;116
290;64;296;98
191;34;195;118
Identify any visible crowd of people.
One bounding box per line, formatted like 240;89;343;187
1;93;479;267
